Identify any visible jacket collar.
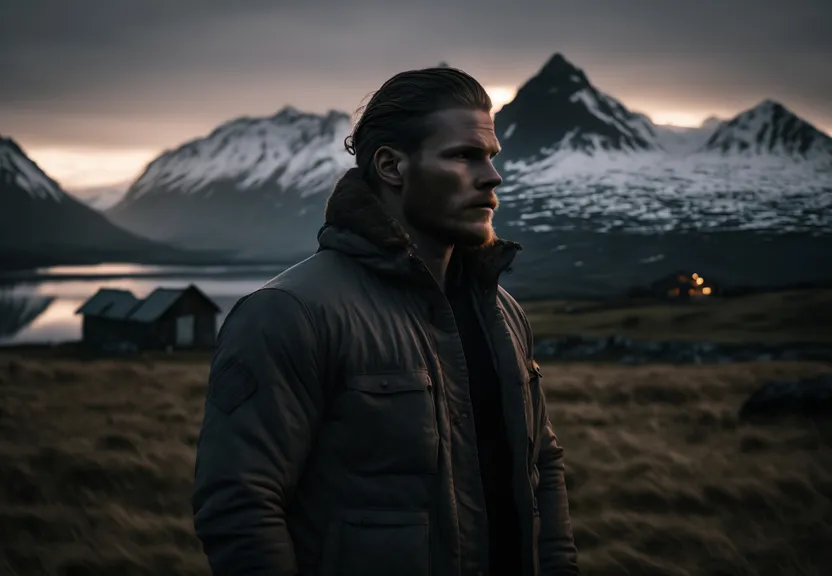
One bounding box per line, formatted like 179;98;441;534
317;167;520;287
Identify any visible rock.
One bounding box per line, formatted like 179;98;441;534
739;374;832;420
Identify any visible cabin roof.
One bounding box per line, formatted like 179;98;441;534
128;288;189;322
74;289;140;319
75;284;220;322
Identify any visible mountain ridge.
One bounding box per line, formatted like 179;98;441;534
0;136;66;203
700;99;832;160
6;52;832;296
105;106;355;258
97;52;832;266
493;53;660;162
120;106;352;203
0;136;223;270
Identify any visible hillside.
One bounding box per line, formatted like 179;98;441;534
106;108;354;259
524;288;832;345
0;137;209;270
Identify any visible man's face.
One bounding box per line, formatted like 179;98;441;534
400;108;502;247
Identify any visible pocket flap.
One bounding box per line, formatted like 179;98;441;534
346;371;432;394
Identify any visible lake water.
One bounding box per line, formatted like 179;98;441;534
0;263;289;345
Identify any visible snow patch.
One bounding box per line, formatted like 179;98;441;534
498;151;832;234
702;100;832;160
550;89;657;154
653;124;718;155
126;109;355;202
0;140;64;202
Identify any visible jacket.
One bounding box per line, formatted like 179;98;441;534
192;167;579;575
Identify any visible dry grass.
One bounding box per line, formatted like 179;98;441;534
1;354;831;575
524;289;832;345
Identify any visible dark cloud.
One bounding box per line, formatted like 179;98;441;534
2;0;830;150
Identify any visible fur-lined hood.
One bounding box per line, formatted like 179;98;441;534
317;167;520;284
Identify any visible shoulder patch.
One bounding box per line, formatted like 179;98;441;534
208;359;257;415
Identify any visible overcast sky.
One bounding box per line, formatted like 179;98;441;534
2;0;830;189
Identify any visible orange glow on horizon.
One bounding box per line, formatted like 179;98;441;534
24;146;157;190
648;111;714;128
484;85;517;114
17;93;832;192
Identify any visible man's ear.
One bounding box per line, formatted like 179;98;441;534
373;146;407;189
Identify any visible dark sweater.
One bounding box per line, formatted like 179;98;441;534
446;280;522;575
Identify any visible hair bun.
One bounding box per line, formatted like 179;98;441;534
343;134;356;156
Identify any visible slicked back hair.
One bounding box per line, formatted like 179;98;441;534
344;67;492;191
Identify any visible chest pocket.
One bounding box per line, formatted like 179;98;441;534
336;370;439;475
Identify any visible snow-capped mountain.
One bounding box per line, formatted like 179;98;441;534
0;136;184;270
492;57;832;240
485;55;832;298
700;99;832;160
0;137;65;203
68;181;131;210
90;52;832;297
493;53;660;164
699;116;723;132
107;107;354;259
652;118;722;155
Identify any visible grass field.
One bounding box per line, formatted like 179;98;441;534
524;288;832;345
1;353;831;575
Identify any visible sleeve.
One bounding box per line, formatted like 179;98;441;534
518;301;580;575
534;374;580;575
191;287;324;576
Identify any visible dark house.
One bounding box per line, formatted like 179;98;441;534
649;270;720;301
75;284;221;351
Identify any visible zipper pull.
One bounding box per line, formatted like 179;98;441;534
528;359;543;379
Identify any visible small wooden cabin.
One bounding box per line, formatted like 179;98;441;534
75;284;220;351
649;270;719;301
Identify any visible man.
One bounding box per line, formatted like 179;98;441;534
192;66;579;576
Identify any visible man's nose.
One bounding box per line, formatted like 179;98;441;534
478;161;502;188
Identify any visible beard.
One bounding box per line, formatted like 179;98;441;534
401;166;497;248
